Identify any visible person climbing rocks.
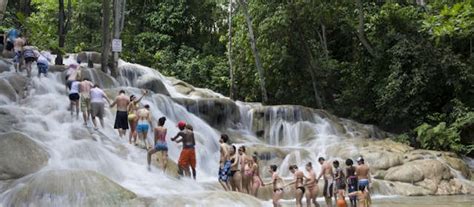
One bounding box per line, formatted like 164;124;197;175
36;50;52;78
346;159;358;207
304;162;320;207
219;134;232;191
22;42;37;78
79;78;94;126
110;90;130;138
229;145;243;192
285;165;306;207
240;145;252;194
263;165;284;207
250;153;264;197
356;156;372;205
66;63;80;91
13;34;25;73
68;79;81;118
317;157;334;207
136;104;152;148
5;28;20;52
127;90;147;144
333;160;346;205
171;121;196;179
90;84;111;129
147;117;168;172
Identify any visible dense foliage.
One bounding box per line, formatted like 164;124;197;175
2;0;473;155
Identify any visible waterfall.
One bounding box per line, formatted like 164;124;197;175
0;55;472;206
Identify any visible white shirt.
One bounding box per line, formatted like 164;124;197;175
90;88;105;103
69;81;80;94
37;51;52;65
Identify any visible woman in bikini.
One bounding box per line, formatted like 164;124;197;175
286;165;306;207
240;146;252;194
250;153;264;197
127;90;147;145
263;165;284;207
147;117;168;172
305;162;319;207
229;145;243;192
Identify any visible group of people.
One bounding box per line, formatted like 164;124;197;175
218;139;372;207
2;28;52;78
65;75;199;179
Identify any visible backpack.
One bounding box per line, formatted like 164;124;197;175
23;49;36;59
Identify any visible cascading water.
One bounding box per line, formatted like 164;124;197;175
0;54;472;207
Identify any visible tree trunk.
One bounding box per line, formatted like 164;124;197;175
0;0;8;21
227;0;235;99
101;0;111;73
238;0;268;103
317;23;329;59
296;30;323;109
112;0;125;77
355;0;376;58
56;0;65;65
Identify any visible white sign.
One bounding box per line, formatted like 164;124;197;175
112;39;122;52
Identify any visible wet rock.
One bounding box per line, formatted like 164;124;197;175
80;68;117;88
374;180;432;196
170;77;222;98
137;77;170;96
77;51;101;64
5;170;138;207
0;108;19;133
1;50;15;58
0;58;12;73
150;154;180;178
173;98;240;128
385;159;452;185
0;79;16;101
0;73;27;102
152;191;263;206
48;64;67;73
0;132;49;180
441;154;472;179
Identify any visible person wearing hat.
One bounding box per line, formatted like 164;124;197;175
355;156;372;205
171;121;196;179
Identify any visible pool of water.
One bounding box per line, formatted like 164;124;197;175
279;195;474;207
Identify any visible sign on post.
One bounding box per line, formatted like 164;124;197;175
112;39;122;52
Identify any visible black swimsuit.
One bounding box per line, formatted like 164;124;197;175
229;158;236;177
296;177;305;194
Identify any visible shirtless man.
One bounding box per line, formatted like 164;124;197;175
219;134;232;191
356;157;371;205
13;35;25;72
80;78;94;126
317;157;334;207
136;104;152;148
286;165;306;207
171;121;196;179
110;90;130;138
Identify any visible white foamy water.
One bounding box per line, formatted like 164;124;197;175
0;56;471;206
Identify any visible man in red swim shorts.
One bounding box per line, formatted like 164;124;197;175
172;121;196;179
